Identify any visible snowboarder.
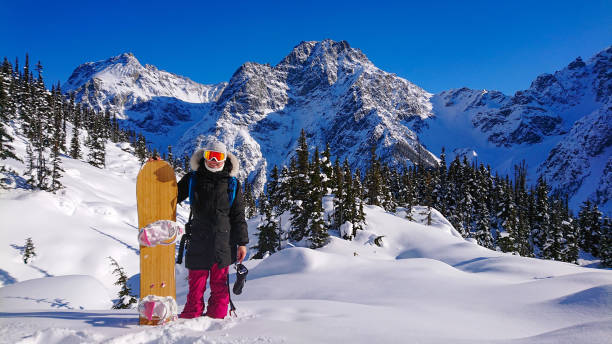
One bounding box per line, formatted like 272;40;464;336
177;141;249;319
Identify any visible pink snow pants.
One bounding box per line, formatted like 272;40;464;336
179;263;230;319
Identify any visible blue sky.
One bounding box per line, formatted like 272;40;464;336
2;0;610;94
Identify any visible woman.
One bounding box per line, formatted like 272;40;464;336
177;141;248;319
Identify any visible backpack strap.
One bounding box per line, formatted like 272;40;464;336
188;171;196;207
228;176;238;207
177;172;196;265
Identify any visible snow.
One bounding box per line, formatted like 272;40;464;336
1;108;611;343
0;275;112;310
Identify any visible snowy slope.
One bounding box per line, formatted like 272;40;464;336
1;128;612;343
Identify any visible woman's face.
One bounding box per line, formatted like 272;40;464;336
205;159;224;170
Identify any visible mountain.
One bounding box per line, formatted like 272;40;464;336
62;52;226;150
419;47;611;212
62;42;611;213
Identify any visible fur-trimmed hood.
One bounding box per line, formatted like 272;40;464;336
190;149;239;177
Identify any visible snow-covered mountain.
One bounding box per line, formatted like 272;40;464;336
64;41;438;192
62;42;611;213
420;47;611;212
62;52;227;151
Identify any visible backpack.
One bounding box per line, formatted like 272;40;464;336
176;172;238;265
188;171;238;208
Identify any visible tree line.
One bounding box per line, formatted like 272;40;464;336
0;55;174;191
253;130;612;267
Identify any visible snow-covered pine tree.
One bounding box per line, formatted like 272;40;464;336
381;165;397;212
254;198;280;258
561;200;579;264
432;147;448;215
472;164;493;249
86;114;106;168
134;134;147;162
341;159;356;238
513;161;533;257
69;104;82;159
353;168;366;232
22;237;36;264
599;217;612;268
307;147;328;248
289;129;311;242
578;200;602;257
276;165;293;214
0;59;19;162
321;142;334;193
49;91;64;192
244;181;257;218
445;157;463;235
498;178;519;254
365;146;383;206
531;176;551;255
542;198;566;261
332;158;345;230
108;256;137;309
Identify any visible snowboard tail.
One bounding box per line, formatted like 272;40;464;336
136;160;178;325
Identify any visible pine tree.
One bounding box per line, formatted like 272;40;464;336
352;168;366;232
254;199;280;258
69;108;82;160
599;217;612;268
332;158;345;230
542;198;566;261
307;147;328;248
289;130;311;242
381;165;397;212
134;134;148;162
472;164;493;248
0;58;18;162
23;237;36;264
276;165;293;214
108;256;137;309
321;142;334;192
86;115;106;168
365;146;383;206
578;200;602;257
498;180;519;254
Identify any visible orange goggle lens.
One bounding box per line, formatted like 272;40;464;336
204;150;226;162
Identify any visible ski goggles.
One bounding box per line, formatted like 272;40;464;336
204;150;226;162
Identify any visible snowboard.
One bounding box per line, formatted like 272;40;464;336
136;159;178;325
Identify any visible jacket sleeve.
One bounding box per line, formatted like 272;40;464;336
177;173;189;204
230;180;249;246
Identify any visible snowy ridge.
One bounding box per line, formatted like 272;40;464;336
422;47;612;213
63;52;227;151
62;42;611;212
65;41;438;194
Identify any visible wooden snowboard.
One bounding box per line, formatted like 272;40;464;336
136;159;178;325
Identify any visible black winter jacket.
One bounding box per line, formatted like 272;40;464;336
177;151;248;270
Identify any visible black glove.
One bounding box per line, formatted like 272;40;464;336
233;263;248;295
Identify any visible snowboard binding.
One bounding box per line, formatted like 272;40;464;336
138;220;183;247
138;295;178;324
233;263;248;295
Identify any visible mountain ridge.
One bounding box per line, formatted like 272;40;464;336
62;41;611;213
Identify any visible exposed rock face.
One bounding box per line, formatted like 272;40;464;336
63;43;611;213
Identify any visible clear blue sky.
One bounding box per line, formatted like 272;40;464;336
2;0;610;95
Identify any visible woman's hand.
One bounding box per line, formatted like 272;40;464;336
237;246;247;263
